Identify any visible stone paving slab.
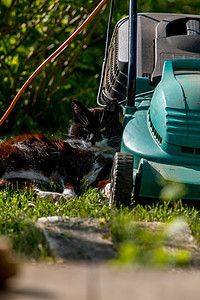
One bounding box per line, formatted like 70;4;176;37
36;217;200;265
36;216;117;262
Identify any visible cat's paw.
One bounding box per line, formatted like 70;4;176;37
34;188;76;201
34;189;63;201
98;180;111;198
62;188;76;198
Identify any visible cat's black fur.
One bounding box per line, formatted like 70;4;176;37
0;99;123;199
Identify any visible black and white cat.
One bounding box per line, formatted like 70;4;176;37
0;99;123;199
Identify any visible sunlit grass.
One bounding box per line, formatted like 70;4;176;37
0;183;200;267
0;186;110;260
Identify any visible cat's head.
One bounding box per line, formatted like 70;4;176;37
69;99;123;154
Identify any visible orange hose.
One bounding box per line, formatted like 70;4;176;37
0;0;107;127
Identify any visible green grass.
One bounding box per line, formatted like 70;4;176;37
0;186;111;260
1;185;200;267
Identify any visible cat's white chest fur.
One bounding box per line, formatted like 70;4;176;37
82;161;103;186
82;151;113;186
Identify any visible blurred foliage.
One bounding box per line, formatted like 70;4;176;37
111;218;191;268
0;0;200;136
0;0;111;135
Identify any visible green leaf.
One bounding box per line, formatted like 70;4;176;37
1;0;12;8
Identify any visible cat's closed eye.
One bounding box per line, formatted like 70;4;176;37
83;128;89;132
100;127;106;133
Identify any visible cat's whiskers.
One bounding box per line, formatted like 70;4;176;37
83;140;92;149
67;138;92;151
68;134;121;153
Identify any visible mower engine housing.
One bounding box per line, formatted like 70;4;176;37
101;13;200;104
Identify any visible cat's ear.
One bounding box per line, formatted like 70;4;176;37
72;100;91;123
104;99;119;115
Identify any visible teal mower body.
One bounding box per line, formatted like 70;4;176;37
122;59;200;200
99;9;200;205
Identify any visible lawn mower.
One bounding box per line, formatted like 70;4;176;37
98;0;200;206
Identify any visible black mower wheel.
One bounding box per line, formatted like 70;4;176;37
109;152;133;207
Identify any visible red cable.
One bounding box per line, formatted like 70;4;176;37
0;0;107;126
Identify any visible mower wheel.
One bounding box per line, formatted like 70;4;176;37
109;152;133;207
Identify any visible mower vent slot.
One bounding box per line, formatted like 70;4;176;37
142;73;151;78
181;146;200;155
149;114;163;145
101;17;128;103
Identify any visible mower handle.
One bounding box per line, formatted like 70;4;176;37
127;0;137;107
162;59;200;81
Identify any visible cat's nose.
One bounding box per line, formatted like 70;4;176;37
90;138;96;145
